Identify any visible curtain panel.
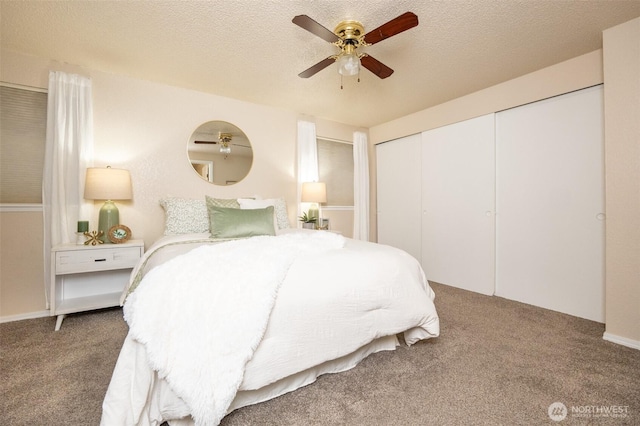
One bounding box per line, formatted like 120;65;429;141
296;120;319;222
42;71;94;307
353;131;369;241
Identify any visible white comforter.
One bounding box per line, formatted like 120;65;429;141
102;230;440;426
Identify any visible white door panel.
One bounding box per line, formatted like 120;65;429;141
421;114;496;295
495;85;605;322
376;134;422;261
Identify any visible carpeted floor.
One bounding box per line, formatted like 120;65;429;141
1;282;638;425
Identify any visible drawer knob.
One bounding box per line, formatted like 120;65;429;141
94;258;107;262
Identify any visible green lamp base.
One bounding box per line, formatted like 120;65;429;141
308;204;319;222
98;200;119;243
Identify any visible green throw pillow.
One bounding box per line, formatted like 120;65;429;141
204;196;241;209
207;205;276;238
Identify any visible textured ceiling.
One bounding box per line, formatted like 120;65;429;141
2;1;639;127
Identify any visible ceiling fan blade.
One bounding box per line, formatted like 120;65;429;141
361;55;394;79
298;57;335;78
292;15;340;43
194;140;218;144
363;12;419;45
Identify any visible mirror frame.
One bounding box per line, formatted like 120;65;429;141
187;121;253;185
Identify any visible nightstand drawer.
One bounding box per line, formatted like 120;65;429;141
55;246;141;274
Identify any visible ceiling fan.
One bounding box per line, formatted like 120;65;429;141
292;12;419;81
194;133;250;155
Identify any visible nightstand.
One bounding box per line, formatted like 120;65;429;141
50;239;144;330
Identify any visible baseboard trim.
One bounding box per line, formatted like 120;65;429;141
0;310;50;324
603;332;640;350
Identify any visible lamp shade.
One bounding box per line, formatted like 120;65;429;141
301;182;327;203
84;167;132;201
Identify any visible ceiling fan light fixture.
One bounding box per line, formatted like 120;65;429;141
337;52;360;76
219;132;232;155
219;143;231;154
337;42;360;76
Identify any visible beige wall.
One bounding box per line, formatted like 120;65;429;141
603;17;640;345
0;210;46;317
0;49;360;319
370;50;604;145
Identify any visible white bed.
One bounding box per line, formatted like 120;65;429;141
101;225;439;426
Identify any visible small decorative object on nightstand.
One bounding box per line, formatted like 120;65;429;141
317;218;329;230
108;224;131;243
76;221;89;244
50;239;143;330
83;230;104;246
298;211;317;229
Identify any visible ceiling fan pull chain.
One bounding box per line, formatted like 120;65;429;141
340;74;344;90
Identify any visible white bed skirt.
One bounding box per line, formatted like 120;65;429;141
102;334;399;426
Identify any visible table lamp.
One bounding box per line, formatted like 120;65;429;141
84;166;132;243
301;182;327;228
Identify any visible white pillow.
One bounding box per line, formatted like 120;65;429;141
238;198;290;229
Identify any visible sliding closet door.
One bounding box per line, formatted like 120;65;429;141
421;114;495;295
376;134;422;261
495;85;605;322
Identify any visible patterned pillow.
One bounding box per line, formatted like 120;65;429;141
206;197;240;209
273;198;291;229
160;198;209;235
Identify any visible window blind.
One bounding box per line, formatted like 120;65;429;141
317;138;354;206
0;85;47;203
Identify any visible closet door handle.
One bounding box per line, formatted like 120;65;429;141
596;213;606;221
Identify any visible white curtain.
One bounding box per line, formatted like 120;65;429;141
296;120;318;220
43;71;94;307
353;131;370;241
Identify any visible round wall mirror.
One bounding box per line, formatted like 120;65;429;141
187;121;253;185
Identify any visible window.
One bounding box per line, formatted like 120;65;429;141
0;84;48;204
317;138;353;207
